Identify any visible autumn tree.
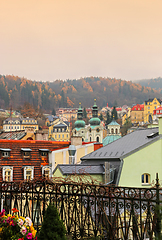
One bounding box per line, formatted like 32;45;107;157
120;117;132;136
20;103;36;118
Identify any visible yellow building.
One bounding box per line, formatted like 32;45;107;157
57;108;77;121
3;117;38;132
48;118;70;141
144;98;161;123
130;104;144;125
50;139;96;172
122;107;131;125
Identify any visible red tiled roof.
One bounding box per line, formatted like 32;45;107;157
131;104;144;111
153;107;162;115
0;140;70;181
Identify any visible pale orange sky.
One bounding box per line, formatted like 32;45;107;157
0;0;162;81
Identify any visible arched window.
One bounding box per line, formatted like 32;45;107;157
96;137;99;142
116;128;118;134
141;173;150;184
90;137;91;142
111;128;114;134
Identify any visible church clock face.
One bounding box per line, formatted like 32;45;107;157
96;128;100;132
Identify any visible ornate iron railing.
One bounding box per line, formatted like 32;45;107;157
0;178;161;239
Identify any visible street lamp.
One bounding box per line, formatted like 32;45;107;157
68;145;76;164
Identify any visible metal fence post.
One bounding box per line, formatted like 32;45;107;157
156;172;161;238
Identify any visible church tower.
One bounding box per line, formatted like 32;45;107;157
72;103;86;141
87;99;103;142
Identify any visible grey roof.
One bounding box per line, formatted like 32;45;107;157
54;123;67;128
47;115;58;122
0;131;26;140
54;164;104;175
81;128;160;160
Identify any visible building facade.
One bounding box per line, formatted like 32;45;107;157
48;118;70;141
144;98;161;123
72;100;103;143
3;117;38;132
0;139;70;181
130;104;144;125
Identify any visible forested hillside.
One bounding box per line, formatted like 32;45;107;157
0;75;161;111
134;77;162;93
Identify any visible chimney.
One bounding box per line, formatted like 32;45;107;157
159;116;162;135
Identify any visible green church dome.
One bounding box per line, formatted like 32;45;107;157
74;120;85;128
89;117;101;126
89;99;101;126
74;103;85;129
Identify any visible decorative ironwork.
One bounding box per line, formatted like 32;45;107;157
0;178;161;239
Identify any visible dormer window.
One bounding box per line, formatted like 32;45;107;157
0;148;11;158
39;149;49;158
21;148;32;158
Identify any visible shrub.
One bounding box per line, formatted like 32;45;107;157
38;203;66;240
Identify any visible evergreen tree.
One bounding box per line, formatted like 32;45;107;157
61;90;67;108
38;203;67;240
99;113;103;121
83;107;87;118
111;106;118;120
106;111;111;126
52;108;56;116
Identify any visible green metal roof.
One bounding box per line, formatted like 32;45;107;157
103;135;121;146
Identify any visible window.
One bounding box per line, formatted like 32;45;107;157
142;173;150;184
148;107;150;110
1;149;11;158
2;167;13;181
111;128;114;134
62;134;64;138
26;170;32;180
42;166;51;178
59;135;60;138
41;152;47;156
2;152;10;157
115;128;118;134
21;148;32;158
24;166;34;180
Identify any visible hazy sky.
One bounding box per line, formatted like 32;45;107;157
1;0;162;82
